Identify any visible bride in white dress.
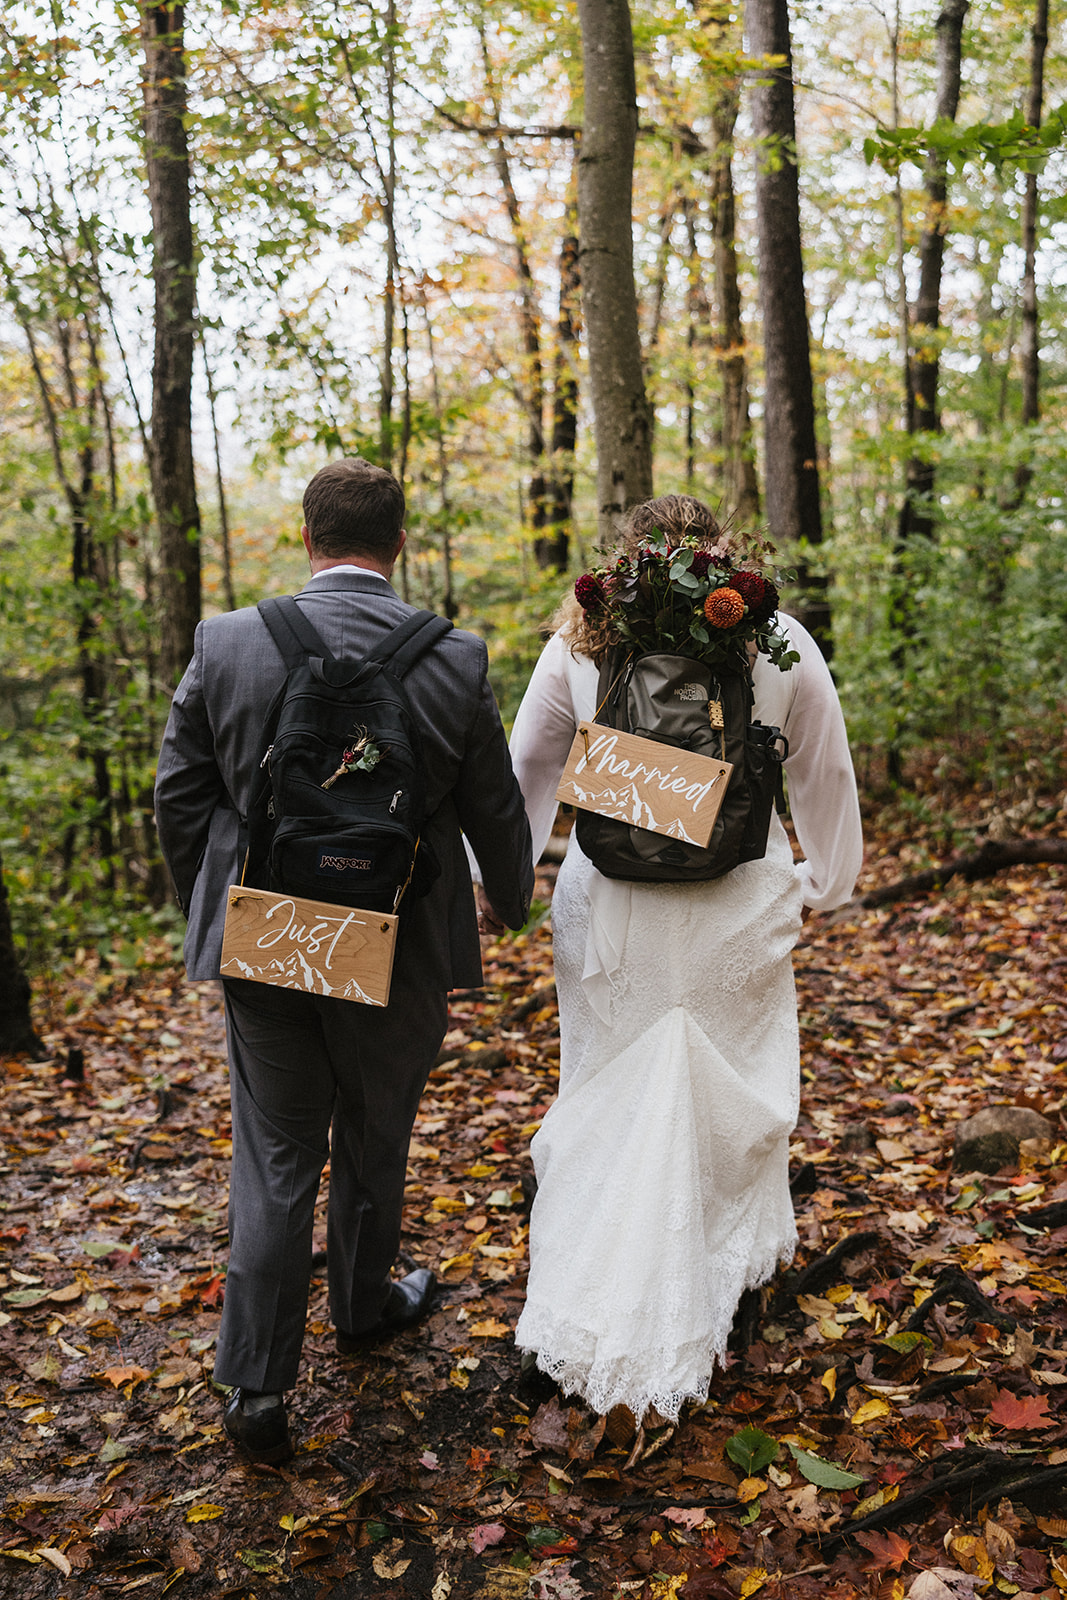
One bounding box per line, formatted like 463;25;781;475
506;497;863;1425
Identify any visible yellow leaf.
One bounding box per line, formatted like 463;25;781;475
439;1251;474;1276
738;1476;766;1503
950;1535;994;1581
739;1568;769;1598
104;1365;150;1388
468;1318;511;1339
185;1504;224;1524
649;1577;687;1599
821;1368;837;1401
824;1285;853;1304
851;1485;898;1519
1030;1272;1067;1294
431;1197;467;1214
465;1164;496;1178
851;1397;892;1427
448;1365;470;1390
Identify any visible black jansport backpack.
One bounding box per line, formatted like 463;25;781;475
243;597;452;913
574;646;787;883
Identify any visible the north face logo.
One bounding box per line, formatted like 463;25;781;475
675;683;707;702
318;853;371;873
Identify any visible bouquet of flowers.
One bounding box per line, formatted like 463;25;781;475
573;527;799;673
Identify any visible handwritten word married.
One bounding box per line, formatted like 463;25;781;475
556;721;733;848
574;731;726;813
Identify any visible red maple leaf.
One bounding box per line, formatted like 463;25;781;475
468;1446;492;1472
198;1273;225;1308
856;1529;911;1571
989;1388;1055;1430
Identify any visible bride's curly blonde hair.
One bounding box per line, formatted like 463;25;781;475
558;494;733;663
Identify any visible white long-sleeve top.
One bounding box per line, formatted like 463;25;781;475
508;613;863;912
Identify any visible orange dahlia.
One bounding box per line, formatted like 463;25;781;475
703;587;745;628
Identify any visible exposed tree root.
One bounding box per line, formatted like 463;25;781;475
904;1265;1017;1334
850;837;1067;908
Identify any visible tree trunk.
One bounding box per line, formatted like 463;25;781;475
709;71;760;524
889;0;969;782
0;846;42;1060
1014;0;1047;500
540;219;581;572
379;0;399;471
576;0;654;541
898;0;969;528
479;30;550;563
745;0;828;649
141;1;201;690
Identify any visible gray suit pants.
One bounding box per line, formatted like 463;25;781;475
213;972;447;1393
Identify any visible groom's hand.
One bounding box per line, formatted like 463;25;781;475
475;884;506;938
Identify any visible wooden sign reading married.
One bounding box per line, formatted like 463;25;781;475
556;722;733;846
220;886;398;1006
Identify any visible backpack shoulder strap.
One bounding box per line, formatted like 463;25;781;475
257;596;335;668
370;611;454;677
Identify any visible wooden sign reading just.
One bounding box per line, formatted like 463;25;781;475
556;721;733;847
220;885;398;1006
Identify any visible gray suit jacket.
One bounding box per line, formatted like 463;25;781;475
154;571;534;990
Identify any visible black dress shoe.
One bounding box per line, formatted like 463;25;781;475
336;1268;437;1353
222;1388;292;1464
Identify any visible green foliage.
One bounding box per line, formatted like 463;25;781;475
864;107;1067;177
725;1425;779;1476
787;1443;865;1491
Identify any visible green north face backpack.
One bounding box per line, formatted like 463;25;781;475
573;646;787;882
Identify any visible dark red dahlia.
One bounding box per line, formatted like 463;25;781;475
690;550;714;578
574;573;605;610
731;570;767;608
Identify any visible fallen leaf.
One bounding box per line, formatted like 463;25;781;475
468;1317;511;1338
103;1365;150;1388
788;1442;866;1490
725;1426;779;1475
663;1505;707;1530
989;1388;1055;1429
37;1548;71;1577
851;1397;893;1427
185;1504;224;1524
469;1522;507;1553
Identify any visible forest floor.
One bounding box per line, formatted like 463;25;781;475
1;787;1066;1600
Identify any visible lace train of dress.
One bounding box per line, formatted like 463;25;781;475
514;825;804;1423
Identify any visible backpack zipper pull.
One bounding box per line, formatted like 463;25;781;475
259;742;274;769
389;790;402;813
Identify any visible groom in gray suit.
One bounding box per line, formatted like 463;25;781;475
155;459;533;1461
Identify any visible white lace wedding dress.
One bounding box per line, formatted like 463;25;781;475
507;616;863;1423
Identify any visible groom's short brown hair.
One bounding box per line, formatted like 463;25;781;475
302;459;405;560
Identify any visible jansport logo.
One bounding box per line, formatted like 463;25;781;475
318;854;371;873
